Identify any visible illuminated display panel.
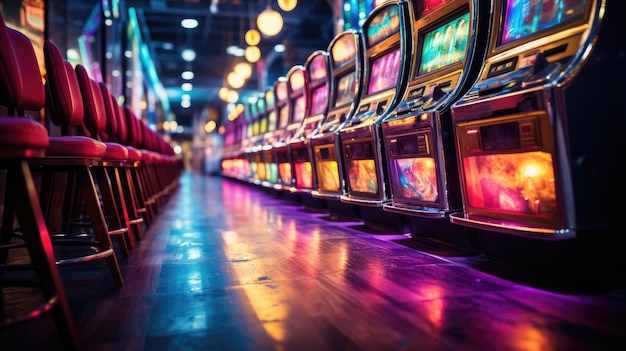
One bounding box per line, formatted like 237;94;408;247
289;69;305;91
389;158;439;202
422;0;453;15
292;95;307;124
260;117;267;134
462;151;557;216
257;98;266;113
368;47;401;94
268;111;277;132
253;121;260;136
266;91;275;107
276;81;288;101
332;33;356;67
347;159;378;194
334;72;357;107
295;162;313;189
316;160;340;192
310;85;329;116
501;0;587;45
366;4;400;46
418;12;470;76
309;55;327;81
279;163;292;185
266;163;278;184
278;106;290;129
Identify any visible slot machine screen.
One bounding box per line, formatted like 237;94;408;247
279;162;292;185
268;111;277;132
292;95;306;124
278;106;289;129
501;0;587;45
389;158;439;202
309;55;327;81
368;47;401;94
295;162;313;189
347;159;378;194
310;85;329;116
332;34;356;68
334;72;357;107
317;160;340;192
365;4;400;46
418;11;470;76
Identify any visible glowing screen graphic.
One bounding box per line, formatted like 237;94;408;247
332;33;356;67
278;106;289;129
309;54;327;81
335;72;357;107
368;47;401;94
390;158;439;202
292;95;306;124
462;151;557;216
295;162;313;189
366;4;400;46
266;163;278;184
419;12;470;75
310;85;329;116
317;160;340;192
502;0;587;45
279;162;292;185
348;159;378;194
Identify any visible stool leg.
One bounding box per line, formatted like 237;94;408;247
7;160;81;350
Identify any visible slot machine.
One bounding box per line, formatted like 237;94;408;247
266;77;291;190
288;50;331;199
337;0;413;231
450;0;626;273
380;0;491;250
243;96;265;184
239;102;255;181
272;66;308;192
260;87;279;187
220;104;246;179
310;29;365;219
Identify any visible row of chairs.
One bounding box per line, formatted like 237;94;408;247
0;12;181;349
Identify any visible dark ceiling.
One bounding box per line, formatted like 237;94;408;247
124;0;336;123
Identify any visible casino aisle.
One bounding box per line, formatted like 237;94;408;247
2;170;626;350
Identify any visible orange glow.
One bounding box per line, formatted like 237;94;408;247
295;162;313;189
463;151;556;216
391;157;438;202
279;162;292;185
316;160;340;192
348;159;378;194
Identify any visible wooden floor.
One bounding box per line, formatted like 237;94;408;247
2;170;626;350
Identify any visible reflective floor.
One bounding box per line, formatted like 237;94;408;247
2;171;626;350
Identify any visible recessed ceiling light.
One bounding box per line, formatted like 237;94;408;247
181;83;193;91
274;44;286;53
181;71;194;80
181;49;196;62
181;18;198;29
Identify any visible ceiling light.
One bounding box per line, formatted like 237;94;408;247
226;45;245;56
181;99;191;108
181;82;193;91
219;87;229;101
226;90;239;103
274;43;286;53
257;6;283;37
234;62;252;79
245;29;261;46
181;71;194;80
227;72;245;89
181;49;196;62
245;46;261;63
181;18;198;29
181;93;191;100
277;0;297;12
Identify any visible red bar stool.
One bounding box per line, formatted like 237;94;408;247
36;39;124;285
0;13;80;350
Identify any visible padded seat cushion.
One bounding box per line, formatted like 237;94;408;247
103;142;129;161
0;118;49;157
126;146;142;162
47;136;106;158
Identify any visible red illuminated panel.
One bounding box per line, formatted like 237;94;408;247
391;157;438;202
317;160;340;192
295;162;313;189
279;162;292;185
462;151;557;216
348;159;378;194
